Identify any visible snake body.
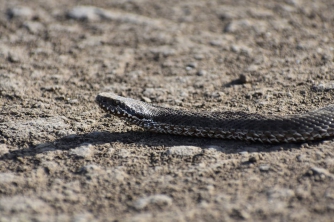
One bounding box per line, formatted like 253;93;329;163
96;92;334;143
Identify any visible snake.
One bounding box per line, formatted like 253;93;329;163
96;92;334;143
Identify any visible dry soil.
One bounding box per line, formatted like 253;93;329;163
1;0;334;221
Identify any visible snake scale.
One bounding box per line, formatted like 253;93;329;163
96;92;334;143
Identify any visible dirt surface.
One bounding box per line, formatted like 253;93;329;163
1;0;334;221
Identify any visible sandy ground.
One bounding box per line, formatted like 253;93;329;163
1;0;334;221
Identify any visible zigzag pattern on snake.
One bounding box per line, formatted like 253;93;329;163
96;92;334;143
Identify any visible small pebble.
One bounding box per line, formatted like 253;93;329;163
133;194;173;210
310;166;333;178
0;144;9;156
166;146;202;156
7;6;34;20
248;156;258;163
239;151;248;155
197;70;207;76
259;164;270;171
141;96;151;103
23;21;44;34
7;52;20;63
194;54;204;60
70;143;94;159
72;213;94;222
312;82;334;91
41;161;58;174
67;6;100;21
238;74;249;84
186;62;197;68
68;99;79;104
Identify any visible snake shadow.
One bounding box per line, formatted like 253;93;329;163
1;130;321;160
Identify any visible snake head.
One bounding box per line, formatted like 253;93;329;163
95;92;152;120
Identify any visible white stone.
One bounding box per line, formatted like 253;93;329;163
166;146;202;156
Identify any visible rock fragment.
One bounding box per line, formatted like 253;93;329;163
166;146;202;156
7;6;35;20
133;194;173;210
70;143;94;159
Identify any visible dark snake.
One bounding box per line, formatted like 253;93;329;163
96;92;334;143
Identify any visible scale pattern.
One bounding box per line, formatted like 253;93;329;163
96;92;334;143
